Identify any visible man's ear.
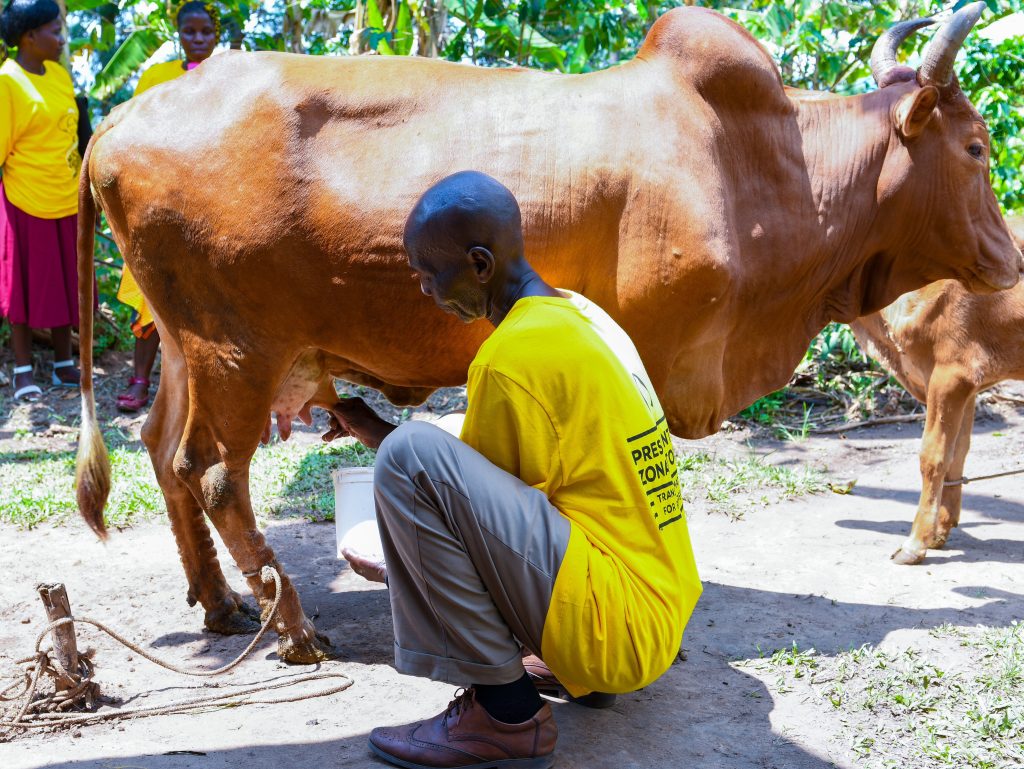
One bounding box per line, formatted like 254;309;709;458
467;246;496;283
894;85;939;139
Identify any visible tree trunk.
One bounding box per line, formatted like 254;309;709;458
283;1;306;54
416;0;447;58
56;0;72;73
350;0;369;54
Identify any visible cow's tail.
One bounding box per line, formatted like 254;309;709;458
75;137;111;540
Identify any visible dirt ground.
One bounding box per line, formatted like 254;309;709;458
1;365;1022;769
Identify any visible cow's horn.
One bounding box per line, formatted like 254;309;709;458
919;1;986;86
870;18;935;86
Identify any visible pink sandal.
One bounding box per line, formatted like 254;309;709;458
117;376;151;413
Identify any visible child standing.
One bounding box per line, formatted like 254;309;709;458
115;0;219;412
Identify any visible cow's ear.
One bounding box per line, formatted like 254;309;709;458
894;85;939;139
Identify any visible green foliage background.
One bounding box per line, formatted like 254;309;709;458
58;0;1023;426
67;0;1024;210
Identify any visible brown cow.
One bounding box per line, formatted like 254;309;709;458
851;217;1024;565
75;4;1021;662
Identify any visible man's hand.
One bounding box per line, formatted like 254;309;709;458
341;548;388;584
322;398;396;449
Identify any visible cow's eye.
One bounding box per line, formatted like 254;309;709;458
968;143;985;160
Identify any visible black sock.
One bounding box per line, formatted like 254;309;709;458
473;673;543;724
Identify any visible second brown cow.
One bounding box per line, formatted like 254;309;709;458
851;217;1024;565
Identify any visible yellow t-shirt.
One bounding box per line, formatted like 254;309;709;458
459;292;702;695
116;60;190;328
0;59;80;219
134;60;190;96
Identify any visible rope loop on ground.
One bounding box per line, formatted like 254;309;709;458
1;566;352;736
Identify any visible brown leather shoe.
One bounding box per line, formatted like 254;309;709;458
369;688;556;769
523;654;617;710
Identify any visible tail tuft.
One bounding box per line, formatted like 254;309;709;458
75;392;110;539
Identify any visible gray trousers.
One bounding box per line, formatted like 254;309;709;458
373;421;572;685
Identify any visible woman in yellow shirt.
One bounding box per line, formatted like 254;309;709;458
0;0;83;401
115;0;219;412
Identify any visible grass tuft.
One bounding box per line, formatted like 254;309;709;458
743;623;1024;769
678;449;828;519
1;424;824;528
0;437;376;529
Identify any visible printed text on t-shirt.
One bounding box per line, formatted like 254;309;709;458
626;415;682;530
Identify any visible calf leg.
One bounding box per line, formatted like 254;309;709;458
892;374;975;565
934;395;975;541
141;339;259;634
172;347;336;663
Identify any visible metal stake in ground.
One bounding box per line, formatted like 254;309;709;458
36;584;79;692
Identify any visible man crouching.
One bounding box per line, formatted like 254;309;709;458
326;171;702;769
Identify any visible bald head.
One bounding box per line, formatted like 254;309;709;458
401;172;528;324
403;171;525;266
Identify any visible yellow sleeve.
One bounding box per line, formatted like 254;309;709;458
459;365;563;492
0;78;17;169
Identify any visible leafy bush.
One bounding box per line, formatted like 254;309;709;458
736;323;917;435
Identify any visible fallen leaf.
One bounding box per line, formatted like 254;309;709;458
828;479;857;495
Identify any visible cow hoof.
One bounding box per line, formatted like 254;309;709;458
236;599;262;621
278;631;340;664
205;603;262;635
890;546;926;566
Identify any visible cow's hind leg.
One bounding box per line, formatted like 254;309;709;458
173;348;336;663
142;339;260;634
892;374;975;565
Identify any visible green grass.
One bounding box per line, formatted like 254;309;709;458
0;448;78;528
744;623;1024;769
0;430;823;528
0;438;376;529
678;449;828;518
250;440;376;522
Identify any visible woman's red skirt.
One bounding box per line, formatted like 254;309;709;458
0;181;80;328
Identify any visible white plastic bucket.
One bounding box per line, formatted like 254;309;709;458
333;467;383;561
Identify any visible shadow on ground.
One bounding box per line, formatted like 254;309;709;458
27;513;1016;769
837;517;1024;565
845;483;1024;524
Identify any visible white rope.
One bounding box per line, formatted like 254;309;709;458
0;566;352;734
943;466;1024;487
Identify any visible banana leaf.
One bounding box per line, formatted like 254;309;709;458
365;0;395;55
90;28;166;99
393;1;414;56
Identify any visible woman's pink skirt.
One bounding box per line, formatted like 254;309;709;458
0;181;80;328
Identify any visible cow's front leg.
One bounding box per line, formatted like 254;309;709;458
892;374;975;565
142;339;260;634
172;351;338;663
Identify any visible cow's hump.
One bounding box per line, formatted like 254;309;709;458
638;7;787;110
